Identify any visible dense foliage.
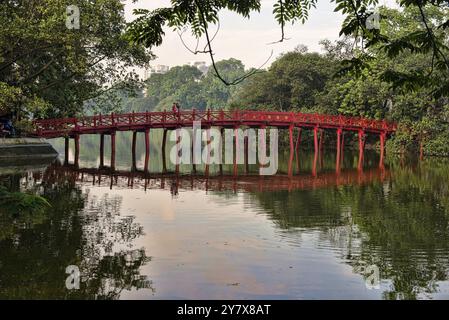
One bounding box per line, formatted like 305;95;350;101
0;0;151;121
113;58;246;112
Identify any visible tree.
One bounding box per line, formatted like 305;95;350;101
201;59;246;108
145;65;203;110
230;47;336;111
0;0;152;120
126;0;449;99
138;59;247;111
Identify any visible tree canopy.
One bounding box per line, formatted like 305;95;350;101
0;0;151;120
110;58;247;112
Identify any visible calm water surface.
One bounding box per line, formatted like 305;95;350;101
1;133;449;299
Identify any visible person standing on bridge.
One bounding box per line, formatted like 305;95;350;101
172;102;178;114
172;102;181;121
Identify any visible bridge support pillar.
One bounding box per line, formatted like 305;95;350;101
100;134;105;168
205;128;211;176
257;126;267;174
175;128;180;175
319;129;325;169
336;128;342;173
192;127;197;174
313;127;319;177
295;128;302;173
244;134;249;174
162;129;167;173
379;131;386;168
144;129;150;172
288;125;294;176
74;135;80;168
64;137;69;166
219;127;224;175
358;130;365;171
110;131;116;171
233;127;239;176
132;131;137;171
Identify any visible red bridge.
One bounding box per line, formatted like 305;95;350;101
33;110;397;172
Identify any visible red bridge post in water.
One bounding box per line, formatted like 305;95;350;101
295;127;302;173
144;129;150;172
319;129;325;170
64;137;69;166
358;130;365;171
132;131;137;171
379;131;386;168
288;125;294;176
205;127;211;176
74;135;80;168
233;126;239;177
175;128;180;175
244;134;249;174
110;131;116;171
162;129;168;173
99;134;105;168
313;126;319;176
336;128;343;174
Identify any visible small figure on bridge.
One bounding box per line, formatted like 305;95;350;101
172;102;181;113
172;102;181;121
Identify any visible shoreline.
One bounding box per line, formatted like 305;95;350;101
0;137;58;159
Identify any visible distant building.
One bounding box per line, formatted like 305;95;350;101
144;65;170;79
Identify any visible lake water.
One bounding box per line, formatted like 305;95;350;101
1;132;449;299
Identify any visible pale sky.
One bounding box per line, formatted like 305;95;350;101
124;0;393;70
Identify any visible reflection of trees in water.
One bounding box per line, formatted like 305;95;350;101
0;172;50;241
0;170;152;299
247;161;449;299
77;193;152;299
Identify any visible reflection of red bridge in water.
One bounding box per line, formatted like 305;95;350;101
34;110;397;173
42;164;390;194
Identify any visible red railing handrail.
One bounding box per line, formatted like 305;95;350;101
33;110;397;137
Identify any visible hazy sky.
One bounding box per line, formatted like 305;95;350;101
125;0;343;67
124;0;392;69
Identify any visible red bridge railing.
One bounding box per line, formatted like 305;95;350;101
33;110;397;138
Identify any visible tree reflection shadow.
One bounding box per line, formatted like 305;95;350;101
0;170;152;299
249;159;449;299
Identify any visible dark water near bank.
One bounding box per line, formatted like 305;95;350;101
1;132;449;299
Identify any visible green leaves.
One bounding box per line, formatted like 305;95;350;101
127;0;256;45
1;0;151;119
126;8;173;48
272;0;317;26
